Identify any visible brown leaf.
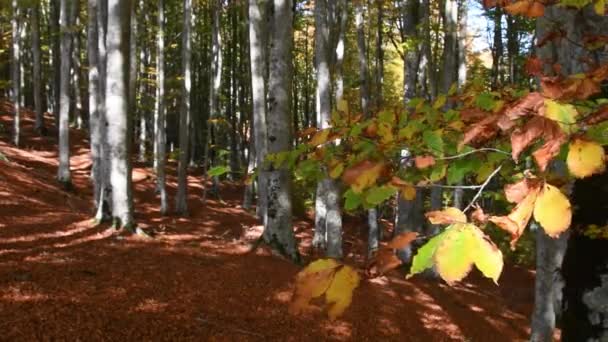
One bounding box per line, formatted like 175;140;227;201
460;114;500;149
342;161;385;193
532;123;567;172
367;249;402;276
510;116;558;161
415;155;436;169
470;205;489;225
490;185;540;248
504;178;540;204
505;92;545;120
525;56;543;76
582;105;608;126
387;232;419;249
504;0;544;17
426;207;468;225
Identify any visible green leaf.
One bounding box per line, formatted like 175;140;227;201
208;166;230;177
423;130;444;156
475;92;496;111
544;99;578;134
433;95;447;110
365;186;396;206
587;121;608;145
430;162;448;182
408;230;450;278
344;189;363;211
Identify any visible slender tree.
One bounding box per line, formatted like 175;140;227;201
11;0;20;146
176;0;193;215
105;0;133;229
57;0;73;187
31;3;45;135
155;0;168;215
312;0;342;259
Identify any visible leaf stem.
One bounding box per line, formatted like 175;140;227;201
463;165;504;213
438;148;510;161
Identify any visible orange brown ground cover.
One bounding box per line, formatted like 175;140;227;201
0;103;540;341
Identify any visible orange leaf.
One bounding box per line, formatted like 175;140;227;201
490;186;540;248
460;114;500;149
525;56;543;76
341;161;385;193
470;205;489;225
532;123;567;172
505;92;545;120
510;116;548;162
387;232;419;249
415;155;436;169
426;207;468;225
504;178;541;204
367;249;402;276
504;0;544;17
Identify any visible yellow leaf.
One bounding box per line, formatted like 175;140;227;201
533;184;572;237
289;259;341;315
543;99;578;134
567;139;606;179
400;184;417;201
329;160;345;179
342;161;385;193
425;207;468;225
434;224;477;284
325;266;360;320
309;129;331;147
595;0;605;15
378;122;395;145
472;230;504;285
337;99;349;114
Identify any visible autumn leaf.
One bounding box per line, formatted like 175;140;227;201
510;116;551;161
533;184;572;237
367;249;403;276
329;160;345;179
309;129;331;147
289;259;340;315
505;92;544;120
504;0;544;17
567;139;606;178
415;155;436;169
525;55;543;76
434;225;477;284
470;205;489;225
490;185;540;248
325;266;361;320
504;178;541;204
390;177;417;200
342;161;385;193
366;186;396;206
387;232;419;250
408;231;448;278
532;126;567;172
460;114;500;149
425;207;468;225
472;233;504;284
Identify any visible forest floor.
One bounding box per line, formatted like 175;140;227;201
0;102;549;341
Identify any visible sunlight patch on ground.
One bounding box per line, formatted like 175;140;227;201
320;320;353;341
0;286;48;303
132;298;169;313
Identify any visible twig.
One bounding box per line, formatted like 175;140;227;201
197;316;265;338
415;183;486;190
438;148;510;161
463;165;503;213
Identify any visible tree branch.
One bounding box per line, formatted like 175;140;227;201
463;165;503;213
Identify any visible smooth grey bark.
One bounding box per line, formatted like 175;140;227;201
87;0;103;218
32;3;45;135
202;0;223;203
312;0;343;259
418;0;435;98
106;0;133;229
491;8;503;89
98;0;113;221
334;0;347;104
50;0;60;125
396;0;424;264
264;0;299;262
355;2;381;257
70;0;83;129
137;2;147;164
128;0;138;135
453;0;468;209
441;0;458;93
11;0;20;146
530;226;570;342
248;0;268;220
375;1;384;110
155;0;168;215
531;6;608;340
57;0;72;186
175;0;193;215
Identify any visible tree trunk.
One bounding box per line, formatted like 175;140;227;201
57;0;72;187
264;0;299;262
534;6;608;340
375;1;384;110
128;0;138;139
105;0;133;229
176;0;193;216
312;0;343;259
70;0;83;130
491;9;503;90
248;0;268;220
11;0;21;146
32;3;45;135
87;0;104;219
50;0;61;125
155;0;168;215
